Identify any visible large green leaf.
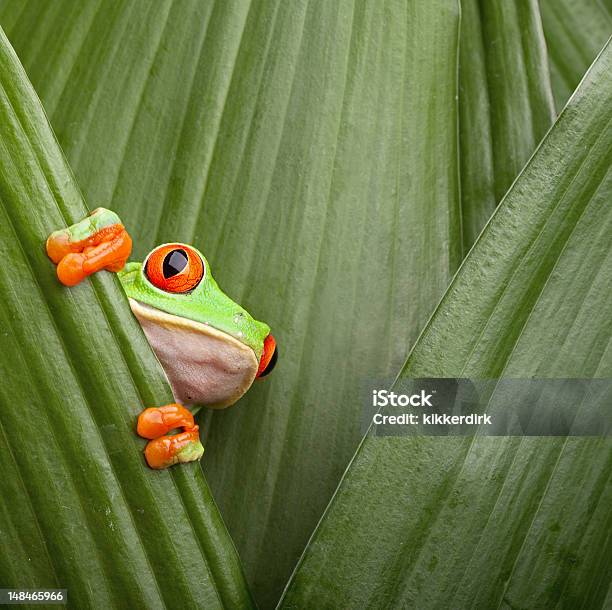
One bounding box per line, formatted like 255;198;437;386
540;0;612;110
0;27;253;609
459;0;555;247
281;39;612;609
0;1;464;605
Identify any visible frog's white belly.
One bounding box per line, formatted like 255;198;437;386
128;299;258;408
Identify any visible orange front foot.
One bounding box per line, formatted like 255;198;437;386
46;207;132;286
136;404;204;469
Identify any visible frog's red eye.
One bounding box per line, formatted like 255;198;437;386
145;244;204;293
257;334;278;378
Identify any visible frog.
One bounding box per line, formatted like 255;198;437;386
46;207;277;469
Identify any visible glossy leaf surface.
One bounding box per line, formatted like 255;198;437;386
540;0;612;110
281;39;612;609
459;0;555;246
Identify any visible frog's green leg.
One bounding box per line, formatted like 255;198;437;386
46;207;132;286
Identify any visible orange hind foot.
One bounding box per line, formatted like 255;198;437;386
136;404;204;469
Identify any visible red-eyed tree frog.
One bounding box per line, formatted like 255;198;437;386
46;208;277;469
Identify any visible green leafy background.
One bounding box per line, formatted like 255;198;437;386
540;0;612;109
282;37;612;609
459;0;555;247
0;0;610;608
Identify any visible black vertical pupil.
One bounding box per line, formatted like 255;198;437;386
163;249;188;278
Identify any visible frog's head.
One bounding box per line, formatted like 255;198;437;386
118;243;277;408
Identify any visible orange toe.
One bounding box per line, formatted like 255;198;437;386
56;252;87;287
137;404;195;439
46;231;72;264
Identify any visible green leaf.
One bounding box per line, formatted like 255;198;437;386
459;0;555;247
540;0;612;110
281;39;612;609
0;27;253;609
